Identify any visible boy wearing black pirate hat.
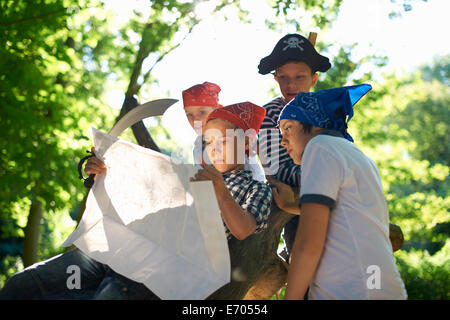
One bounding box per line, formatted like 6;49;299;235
257;33;331;260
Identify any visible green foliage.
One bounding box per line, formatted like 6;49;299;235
348;56;450;299
0;0;115;281
270;0;344;29
395;244;449;299
315;44;388;91
420;54;449;86
393;81;450;166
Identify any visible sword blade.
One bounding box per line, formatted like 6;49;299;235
108;98;178;137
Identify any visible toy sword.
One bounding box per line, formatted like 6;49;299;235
78;98;178;188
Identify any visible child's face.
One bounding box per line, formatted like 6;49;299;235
279;119;319;165
204;119;248;173
275;61;319;103
184;106;217;135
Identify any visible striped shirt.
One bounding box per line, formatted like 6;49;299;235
222;169;272;239
259;97;302;187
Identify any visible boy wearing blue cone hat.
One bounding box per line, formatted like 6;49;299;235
279;84;407;300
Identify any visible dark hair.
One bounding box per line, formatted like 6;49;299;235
301;123;313;133
278;121;312;133
300;110;347;135
333;107;348;136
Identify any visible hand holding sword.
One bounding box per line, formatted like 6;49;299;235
84;147;107;176
78;98;177;188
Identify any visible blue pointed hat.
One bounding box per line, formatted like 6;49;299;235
278;84;372;142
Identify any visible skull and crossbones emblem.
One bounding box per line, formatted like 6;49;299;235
282;37;304;51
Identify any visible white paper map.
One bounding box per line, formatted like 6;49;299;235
63;128;230;300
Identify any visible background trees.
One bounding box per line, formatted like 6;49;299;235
353;58;450;299
0;0;114;274
0;0;448;299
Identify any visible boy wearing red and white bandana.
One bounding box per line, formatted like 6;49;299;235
182;81;222;167
191;102;272;240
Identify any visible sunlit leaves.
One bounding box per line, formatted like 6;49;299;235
270;0;343;29
0;0;113;275
394;241;449;299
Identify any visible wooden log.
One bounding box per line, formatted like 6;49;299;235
390;222;404;252
207;205;292;299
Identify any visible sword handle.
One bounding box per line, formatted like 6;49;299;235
77;150;96;189
308;32;317;46
84;174;95;188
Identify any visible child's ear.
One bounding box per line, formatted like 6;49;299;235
312;126;323;135
243;136;251;157
311;73;319;87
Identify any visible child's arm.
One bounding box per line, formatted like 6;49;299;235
215;183;258;240
284;202;330;300
190;166;257;240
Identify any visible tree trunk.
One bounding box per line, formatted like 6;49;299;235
23;199;43;267
206;206;292;299
113;22;161;151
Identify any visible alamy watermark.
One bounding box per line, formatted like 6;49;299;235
366;265;381;290
65;263;383;291
66;265;81;290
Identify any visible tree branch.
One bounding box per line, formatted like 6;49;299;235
125;23;153;97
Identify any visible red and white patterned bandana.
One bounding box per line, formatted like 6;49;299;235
206;102;266;135
182;82;222;109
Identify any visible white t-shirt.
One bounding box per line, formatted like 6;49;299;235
299;132;407;300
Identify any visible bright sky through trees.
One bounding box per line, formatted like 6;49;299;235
101;0;450;148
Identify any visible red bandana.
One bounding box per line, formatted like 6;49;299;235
206;102;266;135
182;82;221;109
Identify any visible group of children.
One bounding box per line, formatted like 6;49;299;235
0;33;407;300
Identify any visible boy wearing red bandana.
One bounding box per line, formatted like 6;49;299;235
182;81;222;168
182;81;222;136
191;102;272;240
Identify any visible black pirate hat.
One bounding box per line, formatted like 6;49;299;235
258;33;331;75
